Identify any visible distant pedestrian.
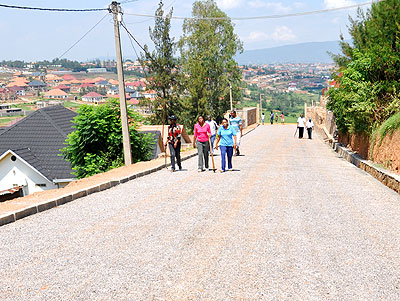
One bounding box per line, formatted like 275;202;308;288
206;115;218;155
261;113;265;125
275;112;278;123
280;113;285;124
306;117;314;139
229;110;243;156
270;111;274;125
297;113;306;139
194;115;211;172
165;115;182;172
215;118;237;172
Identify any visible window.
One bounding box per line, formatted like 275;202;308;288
35;184;47;187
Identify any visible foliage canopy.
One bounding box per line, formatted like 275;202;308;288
327;0;400;134
62;100;154;178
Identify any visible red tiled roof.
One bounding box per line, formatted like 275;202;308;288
54;84;70;90
83;92;103;97
44;89;68;96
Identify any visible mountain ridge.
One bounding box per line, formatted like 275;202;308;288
235;41;343;65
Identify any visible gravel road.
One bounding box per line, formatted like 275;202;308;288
1;125;400;300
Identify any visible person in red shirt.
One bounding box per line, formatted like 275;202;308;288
193;115;211;172
165;115;182;172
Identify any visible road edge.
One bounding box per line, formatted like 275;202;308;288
334;144;400;194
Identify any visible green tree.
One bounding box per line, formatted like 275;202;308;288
141;0;179;124
327;0;400;134
62;99;154;178
179;0;243;128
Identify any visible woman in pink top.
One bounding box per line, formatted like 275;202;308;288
193;115;211;172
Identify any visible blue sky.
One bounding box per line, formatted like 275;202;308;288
0;0;369;61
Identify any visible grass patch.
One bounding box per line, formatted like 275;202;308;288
379;112;400;140
0;115;25;126
63;101;82;108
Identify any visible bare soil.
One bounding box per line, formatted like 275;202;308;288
371;130;400;174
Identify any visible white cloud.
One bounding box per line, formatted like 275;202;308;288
243;26;296;43
216;0;243;10
246;31;270;42
248;1;292;13
324;0;355;9
271;26;296;41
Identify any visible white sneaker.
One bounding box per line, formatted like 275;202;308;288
228;168;233;171
198;169;202;173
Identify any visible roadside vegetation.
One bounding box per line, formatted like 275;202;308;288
327;0;400;136
62;99;154;178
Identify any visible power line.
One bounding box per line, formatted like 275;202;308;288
124;0;383;21
58;13;109;59
120;22;147;54
0;3;108;12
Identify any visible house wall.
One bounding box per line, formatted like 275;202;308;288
0;152;57;196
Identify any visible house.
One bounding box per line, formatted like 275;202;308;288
28;80;47;91
142;90;157;99
82;92;104;103
44;89;69;99
62;74;76;81
45;74;62;86
54;84;71;93
95;80;110;88
87;68;107;73
7;86;26;96
79;83;94;93
0;106;77;201
107;86;119;96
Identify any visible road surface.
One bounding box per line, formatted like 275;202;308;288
1;125;400;300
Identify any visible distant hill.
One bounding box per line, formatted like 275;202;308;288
235;41;343;65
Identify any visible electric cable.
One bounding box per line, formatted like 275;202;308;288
0;3;108;12
124;0;384;21
120;22;148;54
58;13;109;59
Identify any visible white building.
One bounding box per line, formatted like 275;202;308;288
0;105;77;201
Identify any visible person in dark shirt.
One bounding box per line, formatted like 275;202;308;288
165;115;182;172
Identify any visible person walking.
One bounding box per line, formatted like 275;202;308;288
275;112;279;123
229;110;243;156
261;112;265;125
297;113;306;139
193;115;211;172
206;115;218;155
270;111;274;125
306;117;314;139
165;115;182;172
280;112;285;124
215;118;237;172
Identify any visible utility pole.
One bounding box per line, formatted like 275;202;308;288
110;1;132;165
229;81;233;111
259;93;264;122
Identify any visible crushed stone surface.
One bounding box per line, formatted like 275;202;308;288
1;125;400;300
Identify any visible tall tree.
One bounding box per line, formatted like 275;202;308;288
141;0;179;124
179;0;243;127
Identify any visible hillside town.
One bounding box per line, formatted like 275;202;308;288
0;60;332;129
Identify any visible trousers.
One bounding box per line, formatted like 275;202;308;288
196;140;209;169
299;127;304;138
169;142;181;170
307;128;313;139
220;145;233;171
209;134;216;154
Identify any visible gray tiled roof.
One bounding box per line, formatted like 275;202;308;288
28;80;47;87
0;106;77;181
